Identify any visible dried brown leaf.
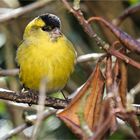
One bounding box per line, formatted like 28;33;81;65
91;99;115;140
119;59;127;107
113;59;120;84
105;56;113;93
57;64;104;138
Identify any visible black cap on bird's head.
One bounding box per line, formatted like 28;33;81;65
39;13;61;31
38;13;62;40
24;13;62;39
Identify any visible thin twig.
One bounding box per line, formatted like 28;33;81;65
87;17;140;54
112;4;140;26
1;108;57;140
62;0;108;49
68;84;85;99
0;68;19;76
127;81;140;111
125;113;140;139
77;53;105;63
0;88;67;109
108;49;140;69
133;104;140;115
4;100;36;110
31;79;47;140
0;0;53;23
117;110;140;139
129;81;140;96
73;0;81;10
1;124;30;140
62;0;140;69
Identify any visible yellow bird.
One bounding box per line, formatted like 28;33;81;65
16;13;76;93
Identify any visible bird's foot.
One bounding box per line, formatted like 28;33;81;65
61;90;70;103
21;88;38;106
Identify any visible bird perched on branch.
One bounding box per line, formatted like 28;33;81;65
16;13;76;93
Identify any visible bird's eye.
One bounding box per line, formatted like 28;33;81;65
42;26;53;31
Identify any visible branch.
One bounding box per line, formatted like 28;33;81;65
62;0;140;69
108;49;140;69
73;0;81;10
133;104;140;115
31;79;47;139
61;0;108;49
2;124;30;140
0;88;67;109
77;53;105;63
129;81;140;96
0;0;53;23
87;17;140;54
112;4;140;26
1;108;56;140
0;68;19;76
124;113;140;138
127;81;140;111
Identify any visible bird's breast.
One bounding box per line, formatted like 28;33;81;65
17;37;76;92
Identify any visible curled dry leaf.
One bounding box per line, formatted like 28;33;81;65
91;99;115;140
105;56;113;93
105;57;118;135
112;49;127;107
57;64;105;139
112;59;120;85
119;59;127;108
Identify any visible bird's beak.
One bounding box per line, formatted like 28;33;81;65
52;28;62;38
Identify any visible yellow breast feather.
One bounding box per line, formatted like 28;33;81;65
16;13;76;92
